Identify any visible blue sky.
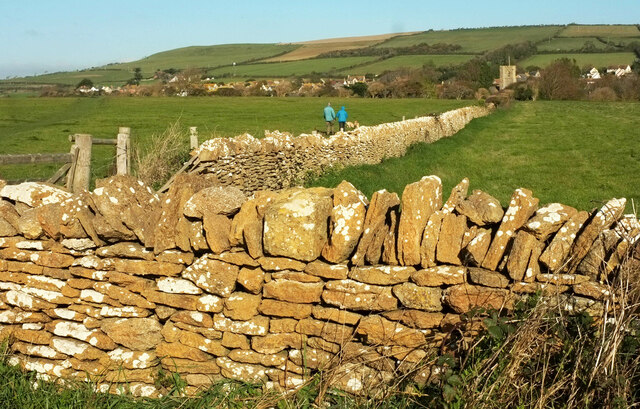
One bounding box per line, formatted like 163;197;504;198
1;0;638;78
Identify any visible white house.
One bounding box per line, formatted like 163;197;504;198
587;67;601;80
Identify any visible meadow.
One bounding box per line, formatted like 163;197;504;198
536;36;609;52
376;26;562;53
207;56;378;77
0;96;470;183
345;54;475;74
520;52;636;68
558;24;640;37
308;100;640;211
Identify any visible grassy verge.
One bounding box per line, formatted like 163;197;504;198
307;101;640;212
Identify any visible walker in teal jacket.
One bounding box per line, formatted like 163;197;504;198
337;106;348;131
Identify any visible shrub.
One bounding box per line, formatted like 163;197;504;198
590;86;618;101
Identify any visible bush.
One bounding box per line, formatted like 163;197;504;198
347;82;368;97
213;87;242;97
75;78;93;89
513;84;534;101
590;86;618;101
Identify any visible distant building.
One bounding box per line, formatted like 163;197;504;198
499;65;517;90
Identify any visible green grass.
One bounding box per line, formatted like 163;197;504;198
0;97;470;183
208;57;379;77
307;101;640;212
520;52;635;68
377;26;562;53
536;37;609;52
558;24;640;38
345;55;475;74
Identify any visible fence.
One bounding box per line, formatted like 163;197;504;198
0;127;131;193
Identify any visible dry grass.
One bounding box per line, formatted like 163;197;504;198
132;120;191;189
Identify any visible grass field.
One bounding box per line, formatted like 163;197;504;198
345;54;475;74
520;52;635;68
0;97;471;184
376;26;562;53
536;36;609;52
558;24;640;38
208;57;379;77
308;101;640;211
262;40;383;62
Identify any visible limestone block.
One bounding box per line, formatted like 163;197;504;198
160;357;220;374
13;327;53;345
468;267;509;288
305;260;348;280
511;282;569;295
524;203;577;241
213;314;269;336
229;349;287;367
263;187;333;261
311;306;362;326
179;331;229;356
573;282;612;300
381;310;444;329
223;292;261;321
237;266;265;295
100;318;162;350
203;214;231;254
156;342;211;361
420;211;445;268
295;318;354;345
322;181;368;263
182;256;239;297
356;315;426;347
106;348;157;369
251;333;303;354
412;265;467;287
258;256;306;271
505;230;540;281
539;211;589;272
351;190;400;266
46;320;116;350
221;332;250;350
156;277;202;295
183;186;246;218
322;279;397;311
216;357;269;382
262;279;324;304
456;190;504;226
565;198;626;273
397;175;443;266
96;242;153;260
229;191;278;259
258;299;312;319
442;178;469;214
436;213;467;265
392;283;442;311
171;311;213;328
444;284;515;313
17;209;43;239
0;182;72;208
463;228;492;266
3;290;56;311
481;188;538;271
347;265;415;285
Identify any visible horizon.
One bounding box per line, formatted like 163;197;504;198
1;0;639;78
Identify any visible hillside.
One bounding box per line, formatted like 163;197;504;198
1;24;638;91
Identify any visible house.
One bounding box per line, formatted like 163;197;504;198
343;75;366;86
587;67;601;80
606;65;632;77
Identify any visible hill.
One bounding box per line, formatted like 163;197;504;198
1;24;638;92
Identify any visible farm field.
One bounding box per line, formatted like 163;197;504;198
345;54;475;74
208;56;378;77
376;26;562;52
558;24;640;37
520;52;635;68
536;36;609;52
308;101;640;211
0;97;471;184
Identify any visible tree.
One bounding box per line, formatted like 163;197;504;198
347;82;368;97
127;67;143;85
76;78;93;89
538;58;583;100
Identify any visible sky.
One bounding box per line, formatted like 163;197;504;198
1;0;639;78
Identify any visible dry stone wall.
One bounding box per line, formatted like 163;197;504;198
0;173;638;398
179;106;491;193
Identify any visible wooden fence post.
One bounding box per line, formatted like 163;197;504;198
117;127;130;175
190;127;199;150
71;134;92;193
